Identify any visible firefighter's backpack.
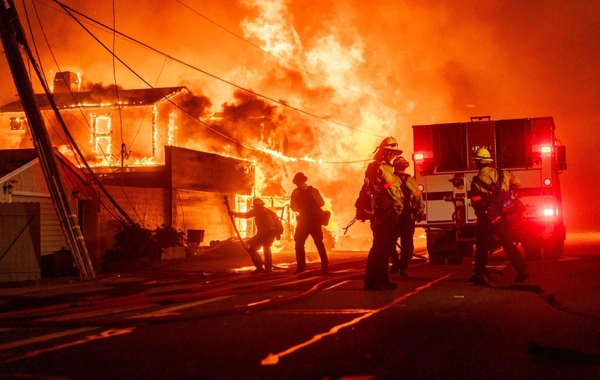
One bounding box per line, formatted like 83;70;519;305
354;180;375;222
473;169;524;225
269;210;284;237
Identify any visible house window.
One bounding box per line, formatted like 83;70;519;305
10;117;28;131
90;113;113;157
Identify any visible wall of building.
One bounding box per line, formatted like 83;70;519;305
97;186;170;265
172;189;233;245
0;202;41;282
0;97;188;166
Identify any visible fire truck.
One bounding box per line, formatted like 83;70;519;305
412;116;567;264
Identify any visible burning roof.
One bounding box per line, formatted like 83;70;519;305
0;86;188;112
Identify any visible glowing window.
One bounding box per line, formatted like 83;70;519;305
90;113;113;157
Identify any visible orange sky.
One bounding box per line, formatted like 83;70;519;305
1;0;599;232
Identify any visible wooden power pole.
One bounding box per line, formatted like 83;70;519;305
0;0;96;280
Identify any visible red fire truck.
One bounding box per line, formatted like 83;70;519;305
412;116;567;264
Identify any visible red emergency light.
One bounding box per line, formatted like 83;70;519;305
540;145;552;154
413;152;425;162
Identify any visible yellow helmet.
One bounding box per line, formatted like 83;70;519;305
253;198;265;206
374;136;403;153
472;148;493;164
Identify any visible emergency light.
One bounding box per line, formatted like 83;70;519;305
543;208;555;216
541;146;552;154
543;178;552;186
413;152;425;162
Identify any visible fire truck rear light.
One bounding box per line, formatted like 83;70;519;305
543;208;554;216
418;184;424;192
541;146;552;154
413;153;425;161
543;178;552;186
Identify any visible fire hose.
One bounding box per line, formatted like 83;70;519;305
223;195;257;264
0;268;364;328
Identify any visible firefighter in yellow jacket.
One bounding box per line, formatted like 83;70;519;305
364;137;404;290
229;198;282;274
390;156;425;279
469;148;528;285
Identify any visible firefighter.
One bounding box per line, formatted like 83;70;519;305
363;137;403;290
390;156;425;279
228;198;282;274
290;172;329;274
469;148;529;285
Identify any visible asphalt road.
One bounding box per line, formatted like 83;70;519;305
1;232;599;379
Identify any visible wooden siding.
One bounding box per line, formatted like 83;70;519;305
12;195;66;256
0;202;41;282
166;146;254;194
172;189;233;244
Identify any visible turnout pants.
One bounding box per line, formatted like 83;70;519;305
365;211;398;287
247;232;277;270
474;220;527;276
294;219;328;271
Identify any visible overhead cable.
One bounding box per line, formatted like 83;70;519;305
51;0;382;139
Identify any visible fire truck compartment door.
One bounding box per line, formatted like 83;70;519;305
423;174;455;222
466;121;495;170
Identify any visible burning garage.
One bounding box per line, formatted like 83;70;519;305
0;71;338;279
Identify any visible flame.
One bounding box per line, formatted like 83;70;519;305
241;0;301;60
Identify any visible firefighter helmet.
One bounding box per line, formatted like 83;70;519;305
253;198;265;206
376;136;403;152
472;148;493;164
293;172;308;185
393;156;410;170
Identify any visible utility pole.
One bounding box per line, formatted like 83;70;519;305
0;0;96;280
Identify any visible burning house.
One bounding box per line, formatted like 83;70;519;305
0;72;273;274
0;72;192;165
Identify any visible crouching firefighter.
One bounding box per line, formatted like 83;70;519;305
390;156;424;279
469;148;529;285
363;137;404;290
229;198;283;274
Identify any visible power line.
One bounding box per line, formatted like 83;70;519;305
51;0;382;140
51;2;380;166
173;0;374;101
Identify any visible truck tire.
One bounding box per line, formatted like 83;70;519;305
525;248;542;262
459;243;474;258
543;237;564;261
447;249;463;265
428;251;446;265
